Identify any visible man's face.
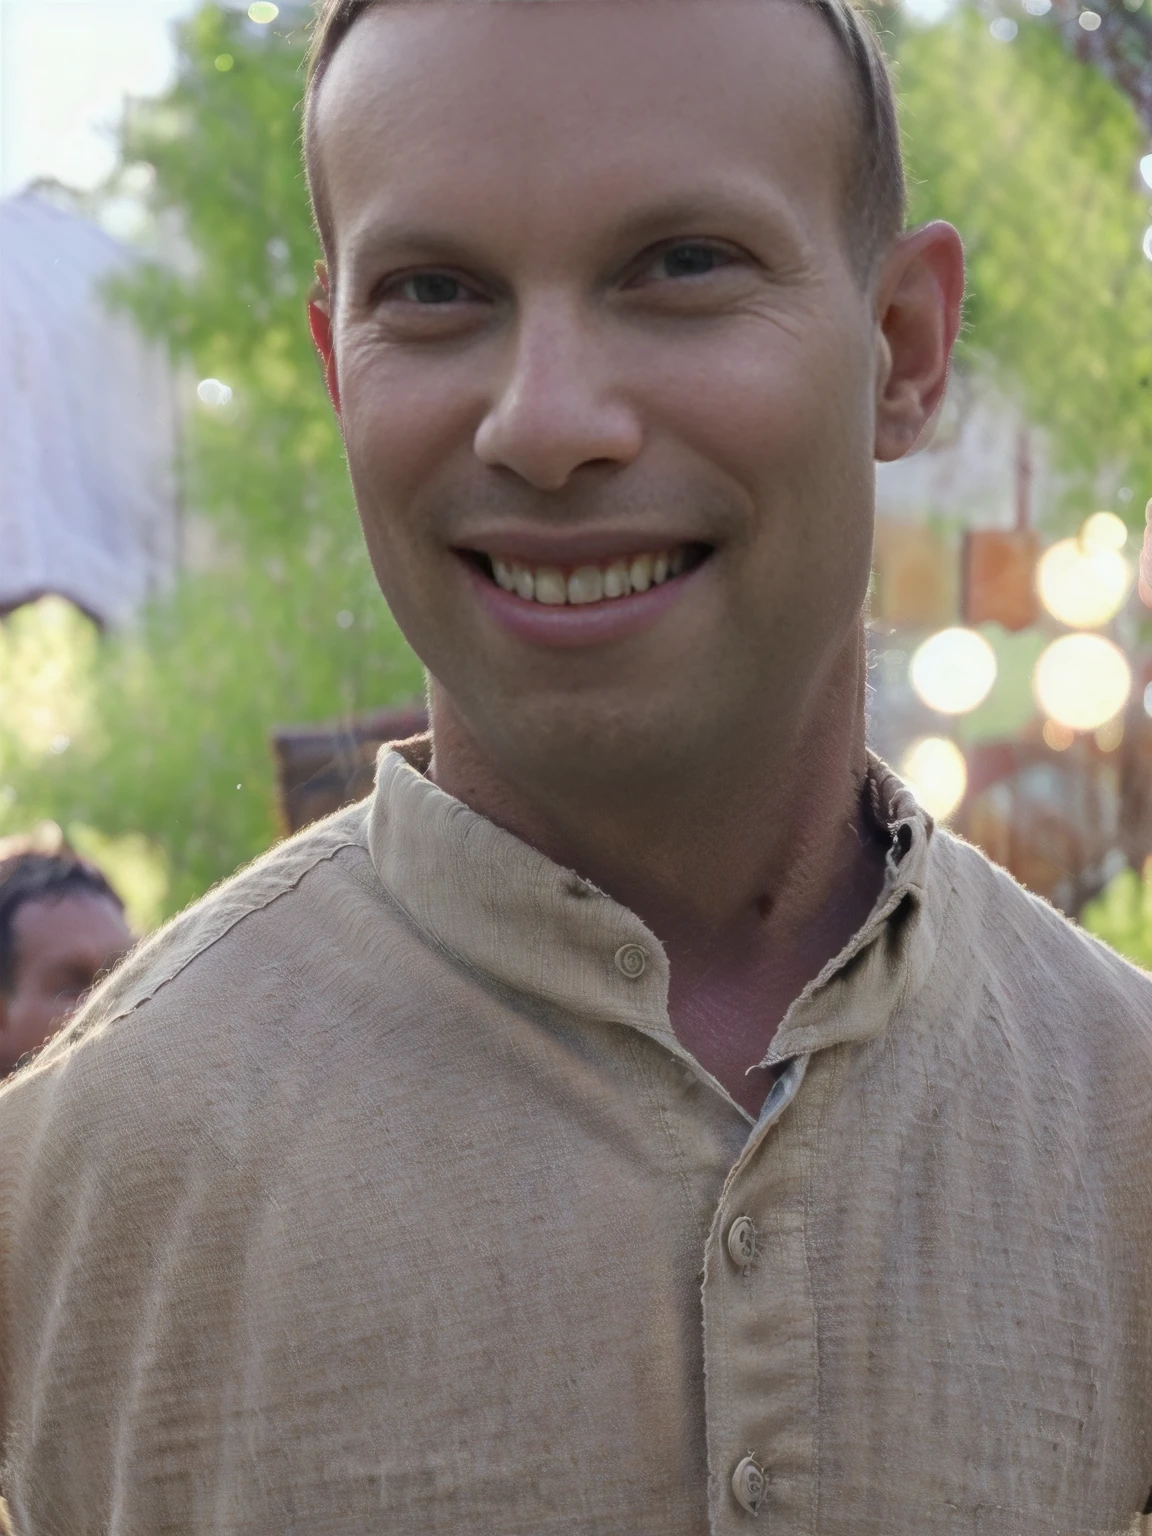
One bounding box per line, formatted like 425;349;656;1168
315;0;886;781
0;894;132;1075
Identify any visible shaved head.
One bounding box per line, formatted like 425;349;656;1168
303;0;905;287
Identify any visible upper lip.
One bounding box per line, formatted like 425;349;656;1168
453;528;708;566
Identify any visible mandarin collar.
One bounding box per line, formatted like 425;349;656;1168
366;739;942;1070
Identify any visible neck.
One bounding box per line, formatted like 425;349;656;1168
429;631;878;937
427;629;887;1113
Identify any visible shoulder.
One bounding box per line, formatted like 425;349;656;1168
0;793;461;1302
930;827;1152;1066
0;797;386;1105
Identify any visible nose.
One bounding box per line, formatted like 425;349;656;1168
473;298;643;491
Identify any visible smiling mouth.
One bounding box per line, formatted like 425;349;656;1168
463;542;713;605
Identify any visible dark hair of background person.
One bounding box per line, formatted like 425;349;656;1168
302;0;907;287
0;849;124;997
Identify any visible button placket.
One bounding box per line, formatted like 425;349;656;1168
721;1062;802;1283
614;942;647;979
703;1052;815;1529
727;1215;758;1275
731;1452;768;1516
756;1057;803;1127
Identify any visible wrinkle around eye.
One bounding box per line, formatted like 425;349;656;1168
370;267;491;308
618;249;774;320
409;278;463;306
643;242;743;284
360;269;495;341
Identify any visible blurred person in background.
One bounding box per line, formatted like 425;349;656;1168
0;841;132;1077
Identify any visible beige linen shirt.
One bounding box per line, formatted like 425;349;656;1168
1;739;1152;1535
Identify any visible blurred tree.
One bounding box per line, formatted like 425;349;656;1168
897;7;1152;525
1044;0;1152;135
0;5;422;920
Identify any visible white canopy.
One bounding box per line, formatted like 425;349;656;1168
0;191;179;625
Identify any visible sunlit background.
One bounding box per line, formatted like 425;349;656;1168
2;0;1152;961
0;0;194;196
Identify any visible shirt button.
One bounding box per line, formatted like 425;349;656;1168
731;1453;767;1515
727;1215;757;1269
614;943;647;979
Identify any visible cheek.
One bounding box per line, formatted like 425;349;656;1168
335;345;488;659
643;318;875;494
6;986;55;1041
338;341;481;521
652;324;876;632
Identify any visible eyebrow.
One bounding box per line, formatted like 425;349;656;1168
343;174;811;267
595;183;810;254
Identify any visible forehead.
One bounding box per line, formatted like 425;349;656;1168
314;0;855;261
12;892;129;972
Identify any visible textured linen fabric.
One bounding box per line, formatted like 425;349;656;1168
1;739;1151;1534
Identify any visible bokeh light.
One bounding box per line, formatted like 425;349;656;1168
1081;510;1128;551
899;736;968;821
1094;717;1124;753
1034;633;1131;731
1144;225;1152;264
248;2;279;22
1078;8;1101;27
1036;536;1131;628
197;378;233;408
1142;155;1152;192
900;0;954;24
1042;719;1075;752
909;627;997;715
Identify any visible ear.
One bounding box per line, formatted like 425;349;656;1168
873;221;965;463
308;260;341;417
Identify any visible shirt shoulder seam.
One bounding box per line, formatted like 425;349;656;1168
30;811;370;1067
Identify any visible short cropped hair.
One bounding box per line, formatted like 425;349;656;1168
303;0;906;285
0;847;123;995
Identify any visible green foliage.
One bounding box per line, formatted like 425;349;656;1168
1082;864;1152;967
0;6;422;921
898;8;1152;526
114;4;342;555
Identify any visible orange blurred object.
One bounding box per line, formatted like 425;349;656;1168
871;520;955;628
1042;720;1075;751
962;529;1041;632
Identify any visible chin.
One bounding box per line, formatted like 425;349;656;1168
450;671;733;791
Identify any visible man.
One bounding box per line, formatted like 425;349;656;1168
0;1;1149;1531
0;841;131;1078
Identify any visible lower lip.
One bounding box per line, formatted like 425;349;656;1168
459;556;707;649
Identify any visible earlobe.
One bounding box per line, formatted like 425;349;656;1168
873;221;964;463
308;261;341;416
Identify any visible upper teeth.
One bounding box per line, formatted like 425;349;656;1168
490;549;686;605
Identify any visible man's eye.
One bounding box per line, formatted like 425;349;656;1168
653;243;732;279
399;273;465;304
